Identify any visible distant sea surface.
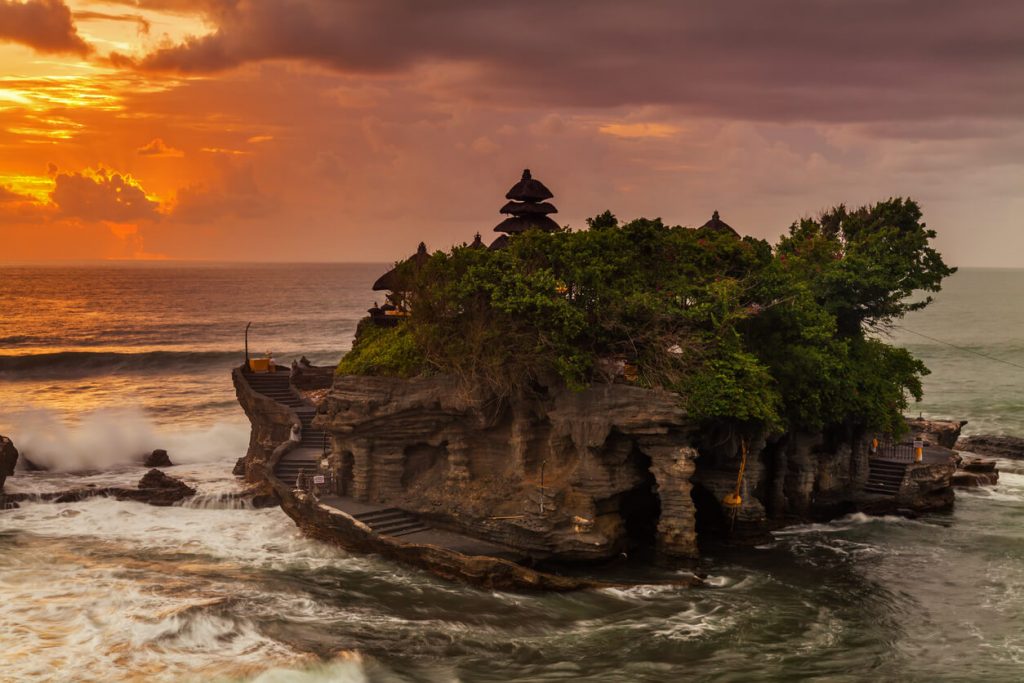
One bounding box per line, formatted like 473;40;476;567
1;264;1023;681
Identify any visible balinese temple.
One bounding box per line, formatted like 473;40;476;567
699;210;740;238
369;242;429;326
489;169;560;250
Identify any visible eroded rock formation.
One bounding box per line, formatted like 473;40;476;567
304;376;959;565
232;361;962;571
0;435;17;492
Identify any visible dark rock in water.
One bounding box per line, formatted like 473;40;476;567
232;456;247;477
139;468;191;491
143;449;173;468
962;457;997;473
251;493;279;508
956;434;1024;460
952;457;999;487
1;434;18;491
0;470;196;509
906;417;967;449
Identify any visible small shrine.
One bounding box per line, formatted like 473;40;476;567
699;210;740;238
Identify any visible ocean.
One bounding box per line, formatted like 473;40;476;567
1;264;1023;681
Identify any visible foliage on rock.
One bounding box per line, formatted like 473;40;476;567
338;198;953;435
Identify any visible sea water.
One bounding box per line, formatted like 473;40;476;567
1;264;1023;681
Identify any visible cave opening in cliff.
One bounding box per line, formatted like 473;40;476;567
690;482;729;546
620;447;661;554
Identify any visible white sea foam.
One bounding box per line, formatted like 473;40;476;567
3;406;248;471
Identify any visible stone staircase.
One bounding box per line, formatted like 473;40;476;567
352;508;431;537
245;371;306;409
244;370;328;487
864;459;908;496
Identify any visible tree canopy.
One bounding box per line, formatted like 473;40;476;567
338;198;954;435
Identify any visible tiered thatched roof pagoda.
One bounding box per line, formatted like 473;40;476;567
490;169;559;249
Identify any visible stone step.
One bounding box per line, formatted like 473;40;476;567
868;472;904;483
863;483;901;495
869;462;906;472
373;517;423;532
355;508;407;523
388;525;431;537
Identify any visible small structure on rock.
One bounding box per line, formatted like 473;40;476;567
369;242;428;326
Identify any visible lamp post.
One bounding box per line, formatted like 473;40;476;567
244;321;252;370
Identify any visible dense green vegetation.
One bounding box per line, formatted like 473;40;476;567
338;198;954;435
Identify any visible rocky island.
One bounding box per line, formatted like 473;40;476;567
235;170;965;589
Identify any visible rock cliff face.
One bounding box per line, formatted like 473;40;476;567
310;375;952;564
1;435;18;491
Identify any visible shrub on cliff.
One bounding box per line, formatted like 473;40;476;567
340;198;953;435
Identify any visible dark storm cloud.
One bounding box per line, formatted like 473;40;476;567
0;0;90;55
122;0;1024;122
51;169;160;222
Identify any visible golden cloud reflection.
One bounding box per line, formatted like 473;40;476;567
0;173;53;202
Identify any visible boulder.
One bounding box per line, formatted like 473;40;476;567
142;449;173;468
956;434;1024;460
952;457;999;487
0;434;18;491
129;469;196;506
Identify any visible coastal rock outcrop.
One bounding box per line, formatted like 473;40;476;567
956;434;1024;460
234;363;960;574
906;417;967;449
952;458;999;487
1;434;17;491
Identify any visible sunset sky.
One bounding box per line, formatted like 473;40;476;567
0;0;1021;264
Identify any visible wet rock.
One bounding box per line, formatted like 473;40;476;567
232;456;247;477
952;457;999;487
1;434;18;491
906;417;967;449
251;493;279;508
956;434;1024;460
143;449;173;468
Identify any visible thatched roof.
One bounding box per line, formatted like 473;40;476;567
468;232;485;249
371;242;430;291
699;210;740;238
494;215;561;234
505;169;553;202
488;234;510;251
500;200;557;216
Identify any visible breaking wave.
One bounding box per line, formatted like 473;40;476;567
6;407;248;471
0;350;244;378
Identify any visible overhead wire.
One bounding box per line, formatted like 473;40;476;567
893;325;1024;372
